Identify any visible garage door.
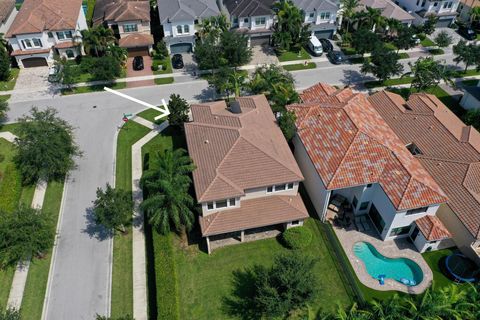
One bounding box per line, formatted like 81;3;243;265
436;19;452;28
250;35;270;46
314;30;334;39
170;43;192;54
22;57;48;68
128;47;149;57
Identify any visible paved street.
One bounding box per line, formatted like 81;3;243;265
5;49;465;319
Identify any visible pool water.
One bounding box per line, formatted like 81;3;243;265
353;241;423;286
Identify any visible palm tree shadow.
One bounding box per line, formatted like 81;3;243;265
82;207;113;241
221;267;262;320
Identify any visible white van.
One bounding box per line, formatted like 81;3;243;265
308;35;323;56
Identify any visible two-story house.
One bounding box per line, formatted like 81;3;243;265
293;0;340;39
222;0;276;46
5;0;88;68
457;0;480;23
157;0;220;54
93;0;153;57
356;0;415;28
0;0;17;35
288;83;451;254
395;0;460;27
184;95;308;253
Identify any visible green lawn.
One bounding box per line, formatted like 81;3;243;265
422;248;460;289
61;81;126;95
0;69;20;92
340;47;357;56
110;120;151;317
154;77;174;85
429;48;445;55
153;58;173;75
0;95;10;102
136;108;162;123
420;37;435;47
364;76;414;88
283;62;316;71
277;48;311;62
20;179;65;320
398;52;410;59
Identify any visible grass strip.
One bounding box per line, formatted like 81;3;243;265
136;109;162;123
364;76;414;88
154;77;174;85
283;62;316;71
429;48;445;55
420;37;435;47
0;95;10;102
61;82;126;95
277;48;311;62
0;69;20;92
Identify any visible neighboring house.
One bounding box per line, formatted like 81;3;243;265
293;0;340;39
457;0;480;23
184;95;308;253
370;89;480;264
357;0;415;27
93;0;154;57
287;83;449;254
5;0;88;68
157;0;220;54
460;82;480;110
0;0;17;35
222;0;276;46
395;0;459;27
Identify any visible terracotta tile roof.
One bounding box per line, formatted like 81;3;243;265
6;0;82;37
369;90;480;239
11;48;51;55
118;33;153;48
199;194;308;236
0;0;15;23
287;83;447;211
93;0;150;25
54;41;77;49
416;215;451;241
185;95;304;203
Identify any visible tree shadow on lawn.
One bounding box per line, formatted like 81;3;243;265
82;207;113;241
341;69;375;87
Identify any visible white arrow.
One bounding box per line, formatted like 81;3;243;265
104;87;170;120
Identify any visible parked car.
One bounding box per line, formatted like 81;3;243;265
172;54;184;69
132;56;144;71
307;35;323;56
327;51;343;65
48;65;62;83
458;26;477;40
319;38;333;53
411;34;421;45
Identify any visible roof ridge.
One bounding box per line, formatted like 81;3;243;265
202;211;220;235
277;195;305;215
186;121;241;131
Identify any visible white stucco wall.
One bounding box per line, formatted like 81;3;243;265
162;20;195;37
77;6;88;31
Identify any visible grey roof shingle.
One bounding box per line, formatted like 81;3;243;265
224;0;276;17
292;0;338;12
157;0;220;24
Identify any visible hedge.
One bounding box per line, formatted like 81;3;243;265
0;163;21;212
282;226;313;249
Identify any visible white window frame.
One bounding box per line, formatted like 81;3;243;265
206;198;237;211
176;25;183;34
266;183;294;193
320;12;331;20
184;24;190;33
255;17;266;26
56;31;73;40
123;24;138;33
22;38;42;49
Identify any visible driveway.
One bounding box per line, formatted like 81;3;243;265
431;27;466;45
250;44;279;66
10;66;57;103
126;56;154;88
172;52;197;74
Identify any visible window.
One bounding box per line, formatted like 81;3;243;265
434;1;438;6
352;196;358;209
406;206;428;215
267;186;273;193
320;12;331;20
309;12;315;18
448;1;453;8
421;0;426;6
48;32;53;38
406;143;422;155
216;200;228;209
56;31;72;40
359;202;369;210
416;0;420;5
390;225;412;236
207;202;214;210
287;183;294;190
184;24;190;33
206;198;237;211
177;25;183;34
32;38;42;47
66;49;75;58
275;184;286;191
233;17;238;24
244;17;249;23
255;17;266;26
229;198;236;206
291;220;300;226
194;19;199;25
22;38;42;49
369;205;385;233
367;183;373;188
267;184;293;193
123;24;138;32
22;39;32;48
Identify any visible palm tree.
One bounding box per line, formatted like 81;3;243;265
140;149;196;234
81;29;100;56
368;294;408;320
228;69;246;98
81;26;116;57
334;303;371;320
198;15;230;41
362;7;384;31
384;18;403;37
405;288;453;320
340;0;359;34
272;0;309;52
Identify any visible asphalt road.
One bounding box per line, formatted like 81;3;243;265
6;50;463;319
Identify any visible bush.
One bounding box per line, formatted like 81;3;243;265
151;62;159;71
429;48;445;55
282;226;312;249
417;33;426;40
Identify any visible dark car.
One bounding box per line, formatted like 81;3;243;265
458;26;477;40
172;54;184;69
327;51;343;64
132;56;144;71
319;38;333;53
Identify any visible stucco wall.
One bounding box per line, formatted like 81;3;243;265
117;20;151;38
162;20;195;37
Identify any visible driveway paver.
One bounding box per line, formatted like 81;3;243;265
126;56;154;88
10;67;57;103
250;44;279;66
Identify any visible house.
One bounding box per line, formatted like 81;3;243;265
93;0;154;57
357;0;415;27
457;0;479;23
293;0;340;39
222;0;276;46
184;95;308;253
370;89;480;264
287;83;450;253
0;0;17;35
395;0;459;27
460;81;480;110
157;0;220;54
5;0;88;68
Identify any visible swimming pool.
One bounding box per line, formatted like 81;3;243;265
353;241;423;286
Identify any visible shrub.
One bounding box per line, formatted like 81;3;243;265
151;62;159;71
429;48;445;55
417;32;426;40
282;226;312;249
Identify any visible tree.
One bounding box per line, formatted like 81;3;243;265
272;0;310;52
340;0;360;34
198;15;230;41
351;29;380;56
384;18;403;37
219;31;252;68
92;183;133;234
464;109;480;130
278;110;297;141
0;37;10;81
405;57;452;91
54;58;79;89
91;55;123;81
369;294;407;320
106;45;127;65
470;7;480;24
251;252;317;318
0;308;21;320
0;205;54;269
153;41;168;60
167;93;189;127
361;45;404;82
360;7;385;31
394;25;417;52
14;107;81;184
81;26;116;57
140;149;196;234
0;99;8;125
434;30;453;48
423;15;438;35
208;67;247;98
453;40;480;73
194;33;226;71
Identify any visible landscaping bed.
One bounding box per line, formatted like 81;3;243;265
283;62;316;71
277;48;311;62
0;68;19;92
153;58;173;75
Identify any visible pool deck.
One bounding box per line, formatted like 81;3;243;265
333;222;433;294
